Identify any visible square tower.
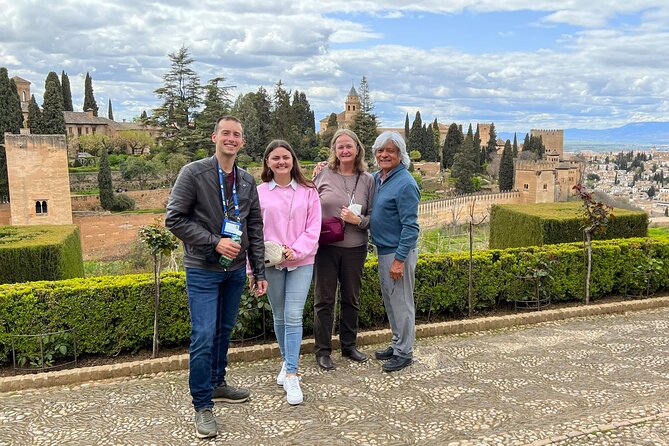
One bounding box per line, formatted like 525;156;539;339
4;134;73;225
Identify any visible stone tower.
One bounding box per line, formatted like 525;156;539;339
342;85;360;128
10;76;31;126
531;129;564;158
4;133;73;225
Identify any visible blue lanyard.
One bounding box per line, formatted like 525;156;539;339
217;162;240;221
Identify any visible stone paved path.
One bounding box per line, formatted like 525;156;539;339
1;308;668;446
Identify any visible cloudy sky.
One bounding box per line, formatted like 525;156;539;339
2;1;669;135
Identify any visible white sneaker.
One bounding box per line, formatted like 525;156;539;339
276;362;287;386
283;375;303;405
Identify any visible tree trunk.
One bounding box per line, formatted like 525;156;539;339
585;232;592;305
468;217;474;317
152;254;161;358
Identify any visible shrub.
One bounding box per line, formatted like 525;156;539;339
2;237;669;364
110;193;135;211
0;225;84;284
490;202;647;249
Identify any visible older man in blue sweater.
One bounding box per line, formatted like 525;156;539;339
369;131;420;372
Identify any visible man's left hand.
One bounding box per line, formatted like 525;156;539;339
254;279;268;296
390;259;405;280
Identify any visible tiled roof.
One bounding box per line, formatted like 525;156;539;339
10;76;31;84
64;111;115;126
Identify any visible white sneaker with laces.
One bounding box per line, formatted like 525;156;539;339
283;375;303;405
276;362;287;385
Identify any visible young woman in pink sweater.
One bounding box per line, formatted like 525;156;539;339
255;139;321;405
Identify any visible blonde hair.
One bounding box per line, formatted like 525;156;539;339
327;129;367;173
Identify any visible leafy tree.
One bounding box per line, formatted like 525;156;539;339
350;76;378;155
83;72;98;116
41;72;66;134
121;156;158;189
196;77;233;130
140;110;148;122
108;99;114;121
98;147;114;210
647;185;656;199
61;71;73;111
232;93;263;160
442;122;462;170
152;152;190;186
117;130;154;155
138;221;179;358
78;134;120;156
409;150;421;162
498;139;514;191
153;46;201;130
452;127;478;193
269;80;298;143
27;94;42;133
247;86;272;148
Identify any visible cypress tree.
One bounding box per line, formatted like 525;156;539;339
452;130;478;194
484;122;497;163
408;111;423;153
8;79;24;131
512;132;518;157
140;110;148;122
321;113;338;147
41;72;66;134
522;133;530;151
61;71;73;111
499;139;514;191
98;147;114;210
108;99;114;120
404;113;410;144
432;118;440;154
442;122;462;170
83;72;99;116
28;94;42;133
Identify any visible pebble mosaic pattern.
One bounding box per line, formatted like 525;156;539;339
1;308;668;445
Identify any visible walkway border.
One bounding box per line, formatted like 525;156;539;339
3;295;669;393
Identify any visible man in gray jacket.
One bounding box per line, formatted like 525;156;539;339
166;116;267;439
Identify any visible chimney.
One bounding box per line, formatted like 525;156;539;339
86;108;94;119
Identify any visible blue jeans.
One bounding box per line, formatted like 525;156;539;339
186;267;246;411
265;265;313;374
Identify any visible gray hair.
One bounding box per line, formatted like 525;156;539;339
372;131;411;167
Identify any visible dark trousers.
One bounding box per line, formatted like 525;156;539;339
313;243;367;356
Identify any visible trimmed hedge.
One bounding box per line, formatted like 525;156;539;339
1;237;668;364
489;202;648;249
0;225;84;284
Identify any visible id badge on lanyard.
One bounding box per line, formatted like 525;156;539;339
218;162;242;237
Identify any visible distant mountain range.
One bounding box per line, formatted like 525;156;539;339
498;121;669;149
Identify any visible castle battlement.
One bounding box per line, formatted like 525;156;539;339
514;160;556;171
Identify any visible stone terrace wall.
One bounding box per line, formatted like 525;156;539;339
71;189;170;211
418;191;521;229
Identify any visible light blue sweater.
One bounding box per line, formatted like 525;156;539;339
370;163;420;261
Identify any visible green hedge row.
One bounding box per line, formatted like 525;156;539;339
1;237;668;364
489;202;648;249
0;225;84;284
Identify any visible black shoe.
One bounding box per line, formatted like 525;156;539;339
212;382;250;403
374;346;394;360
342;348;368;363
382;355;412;372
316;355;335;370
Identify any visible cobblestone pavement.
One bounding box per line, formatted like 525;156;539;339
1;308;668;446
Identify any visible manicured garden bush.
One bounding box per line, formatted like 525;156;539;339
489;202;648;249
0;225;84;284
1;237;668;364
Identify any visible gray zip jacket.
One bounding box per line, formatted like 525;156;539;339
165;155;266;279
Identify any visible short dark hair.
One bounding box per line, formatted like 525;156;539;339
213;115;243;134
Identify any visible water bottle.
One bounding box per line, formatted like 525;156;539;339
219;234;242;267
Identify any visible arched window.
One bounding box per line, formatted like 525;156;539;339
35;200;48;215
